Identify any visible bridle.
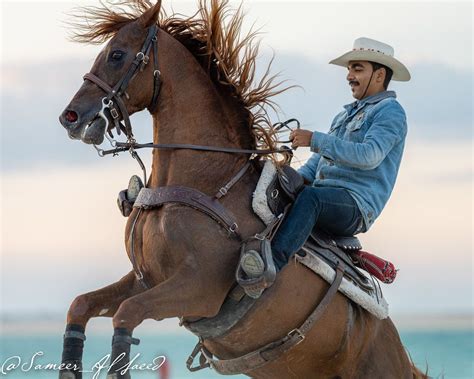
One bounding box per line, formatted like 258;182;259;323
82;23;294;163
83;24;161;145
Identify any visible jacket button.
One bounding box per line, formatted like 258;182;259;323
319;173;324;179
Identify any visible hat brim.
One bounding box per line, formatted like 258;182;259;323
329;50;411;82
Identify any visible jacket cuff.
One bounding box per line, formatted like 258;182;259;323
310;131;331;155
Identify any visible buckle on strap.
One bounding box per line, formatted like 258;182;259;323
110;107;119;119
229;223;238;234
287;328;305;344
218;187;228;197
186;340;211;372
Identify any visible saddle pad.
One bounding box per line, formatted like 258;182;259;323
296;248;388;319
252;160;277;225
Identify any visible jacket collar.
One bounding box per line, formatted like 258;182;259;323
344;90;397;113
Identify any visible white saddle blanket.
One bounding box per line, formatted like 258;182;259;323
297;249;388;319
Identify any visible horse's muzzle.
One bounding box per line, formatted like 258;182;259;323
59;107;107;145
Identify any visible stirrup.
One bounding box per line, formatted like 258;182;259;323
235;238;276;299
117;175;144;217
127;175;144;202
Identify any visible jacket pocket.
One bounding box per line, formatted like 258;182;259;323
344;119;365;142
346;119;363;132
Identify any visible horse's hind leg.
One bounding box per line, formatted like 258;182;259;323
59;271;143;379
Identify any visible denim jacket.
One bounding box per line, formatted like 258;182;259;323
298;90;407;233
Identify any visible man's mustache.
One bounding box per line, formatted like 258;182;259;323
349;80;360;86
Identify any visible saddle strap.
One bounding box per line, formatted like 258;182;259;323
134;186;241;237
193;261;344;375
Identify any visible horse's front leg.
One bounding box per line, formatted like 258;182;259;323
105;265;228;379
59;271;144;379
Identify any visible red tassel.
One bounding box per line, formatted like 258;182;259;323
351;250;397;284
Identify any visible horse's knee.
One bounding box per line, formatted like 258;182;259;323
67;295;90;321
112;298;144;330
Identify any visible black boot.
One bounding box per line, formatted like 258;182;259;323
107;328;140;379
59;324;86;379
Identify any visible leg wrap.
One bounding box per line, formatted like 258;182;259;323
107;328;140;379
59;324;86;379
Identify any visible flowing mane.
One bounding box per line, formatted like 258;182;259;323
68;0;291;162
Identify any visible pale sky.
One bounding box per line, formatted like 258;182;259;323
1;1;472;318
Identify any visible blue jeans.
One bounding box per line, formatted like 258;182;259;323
271;186;363;270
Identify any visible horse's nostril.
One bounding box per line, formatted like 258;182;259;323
65;110;78;123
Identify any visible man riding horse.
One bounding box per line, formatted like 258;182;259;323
239;37;411;297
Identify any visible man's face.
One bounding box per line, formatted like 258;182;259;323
346;61;385;100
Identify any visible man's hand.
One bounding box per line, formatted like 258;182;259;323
289;129;313;149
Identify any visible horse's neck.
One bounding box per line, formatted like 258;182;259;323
149;31;251;192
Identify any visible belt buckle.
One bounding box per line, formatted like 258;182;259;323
287;328;305;344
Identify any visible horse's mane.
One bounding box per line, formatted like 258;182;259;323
69;0;291;163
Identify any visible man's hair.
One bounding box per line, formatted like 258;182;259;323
369;61;393;90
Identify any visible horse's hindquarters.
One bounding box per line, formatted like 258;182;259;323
204;260;352;378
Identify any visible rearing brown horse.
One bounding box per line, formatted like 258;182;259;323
58;1;426;378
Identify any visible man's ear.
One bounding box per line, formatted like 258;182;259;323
138;0;162;28
376;67;385;83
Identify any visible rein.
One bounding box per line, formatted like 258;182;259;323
98;141;293;157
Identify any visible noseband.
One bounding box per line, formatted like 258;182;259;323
83;24;161;141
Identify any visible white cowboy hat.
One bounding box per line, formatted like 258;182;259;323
329;37;411;82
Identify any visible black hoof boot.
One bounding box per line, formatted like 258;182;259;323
59;324;86;379
107;328;140;379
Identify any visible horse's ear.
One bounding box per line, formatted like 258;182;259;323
138;0;162;27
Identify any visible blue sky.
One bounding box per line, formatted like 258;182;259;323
1;1;472;318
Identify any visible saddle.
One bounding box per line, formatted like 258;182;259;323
250;160;396;285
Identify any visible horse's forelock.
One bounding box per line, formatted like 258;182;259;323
68;0;154;44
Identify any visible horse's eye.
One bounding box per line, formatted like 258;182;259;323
110;51;124;61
